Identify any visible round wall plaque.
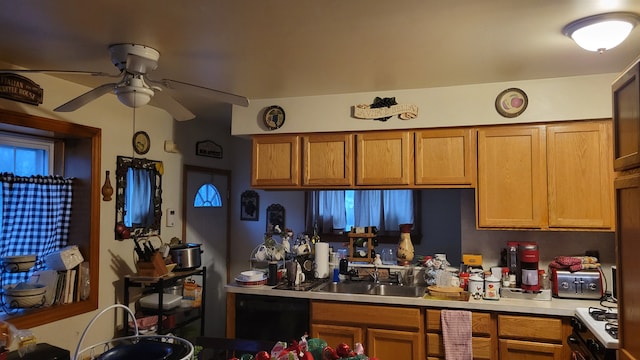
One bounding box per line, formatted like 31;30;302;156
495;88;528;118
263;105;285;130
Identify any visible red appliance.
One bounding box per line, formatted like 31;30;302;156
519;242;540;292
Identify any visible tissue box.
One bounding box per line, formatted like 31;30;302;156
44;245;84;270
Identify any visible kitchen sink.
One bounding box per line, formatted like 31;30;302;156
367;284;427;297
311;281;377;294
311;281;427;298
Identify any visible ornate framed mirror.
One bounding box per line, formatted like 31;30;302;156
115;156;163;239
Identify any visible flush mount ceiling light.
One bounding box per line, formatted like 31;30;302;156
563;12;640;53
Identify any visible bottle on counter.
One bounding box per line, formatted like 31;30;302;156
501;267;510;288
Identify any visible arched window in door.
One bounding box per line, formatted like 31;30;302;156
194;183;222;208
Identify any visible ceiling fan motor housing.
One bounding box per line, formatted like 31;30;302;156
109;43;160;74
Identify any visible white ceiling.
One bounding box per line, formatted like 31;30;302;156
1;1;640;121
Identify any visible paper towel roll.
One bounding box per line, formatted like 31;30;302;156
314;242;330;278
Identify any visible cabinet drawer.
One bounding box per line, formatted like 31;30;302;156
426;309;492;335
498;315;563;342
426;333;492;359
498;339;563;359
311;301;421;330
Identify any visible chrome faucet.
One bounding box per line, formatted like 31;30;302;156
396;271;404;286
370;266;380;283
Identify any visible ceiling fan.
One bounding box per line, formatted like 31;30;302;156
0;43;249;121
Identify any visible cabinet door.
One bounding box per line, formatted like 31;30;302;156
615;173;640;360
310;323;363;349
302;133;353;186
251;135;300;187
613;61;640;171
498;339;563;360
356;131;412;185
477;125;547;228
546;121;614;229
415;128;476;186
367;328;422;360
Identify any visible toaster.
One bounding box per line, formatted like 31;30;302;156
551;269;603;299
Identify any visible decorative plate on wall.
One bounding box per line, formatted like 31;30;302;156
263;105;286;130
495;88;528;118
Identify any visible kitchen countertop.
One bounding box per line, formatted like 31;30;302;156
226;281;602;317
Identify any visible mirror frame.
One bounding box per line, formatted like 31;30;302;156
115;156;163;239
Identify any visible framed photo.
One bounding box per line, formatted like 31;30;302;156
495;88;528;118
240;190;259;221
266;203;285;233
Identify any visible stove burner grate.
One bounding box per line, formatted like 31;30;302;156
589;306;618;322
605;322;618;340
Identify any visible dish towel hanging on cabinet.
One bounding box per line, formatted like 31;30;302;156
441;309;472;360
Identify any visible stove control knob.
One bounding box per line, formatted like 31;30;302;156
570;318;584;332
560;281;570;289
586;338;601;353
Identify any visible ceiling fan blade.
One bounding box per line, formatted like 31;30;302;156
54;82;117;112
0;69;121;78
148;90;196;121
149;78;249;107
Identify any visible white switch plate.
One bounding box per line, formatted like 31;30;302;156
166;208;176;227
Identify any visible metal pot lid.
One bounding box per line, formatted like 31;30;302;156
169;243;201;250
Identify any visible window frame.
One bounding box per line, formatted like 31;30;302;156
0;132;55;175
305;190;422;244
0;108;100;328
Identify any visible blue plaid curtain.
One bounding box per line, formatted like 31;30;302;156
0;173;73;284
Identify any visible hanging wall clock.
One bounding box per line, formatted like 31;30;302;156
263;105;286;130
132;130;151;155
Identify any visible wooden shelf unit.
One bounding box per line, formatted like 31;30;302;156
347;231;377;263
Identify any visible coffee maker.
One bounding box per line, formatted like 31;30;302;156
519;242;540;292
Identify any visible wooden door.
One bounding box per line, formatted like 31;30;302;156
613;61;640;171
302;133;353;186
356;131;412;186
615;173;640;360
310;323;363;349
546;121;614;229
477;125;547;228
367;328;422;360
251;135;300;187
414;128;476;186
498;339;563;360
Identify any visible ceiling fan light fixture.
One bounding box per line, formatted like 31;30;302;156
563;12;640;53
115;86;154;108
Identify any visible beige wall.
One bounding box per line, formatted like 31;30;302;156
231;73;616;135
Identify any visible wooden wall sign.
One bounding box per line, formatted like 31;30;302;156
352;96;418;121
196;140;223;159
0;74;43;105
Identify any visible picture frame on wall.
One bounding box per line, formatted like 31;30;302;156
266;203;285;233
240;190;259;221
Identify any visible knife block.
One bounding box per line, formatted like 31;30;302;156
136;252;168;277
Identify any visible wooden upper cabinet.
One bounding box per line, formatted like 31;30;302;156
415;128;476;186
302;133;353;187
477;125;547;228
477;120;614;230
546;121;614;229
251;135;300;187
613;61;640;171
356;131;413;186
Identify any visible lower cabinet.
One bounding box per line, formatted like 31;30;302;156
425;309;497;360
497;314;571;360
310;301;424;360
